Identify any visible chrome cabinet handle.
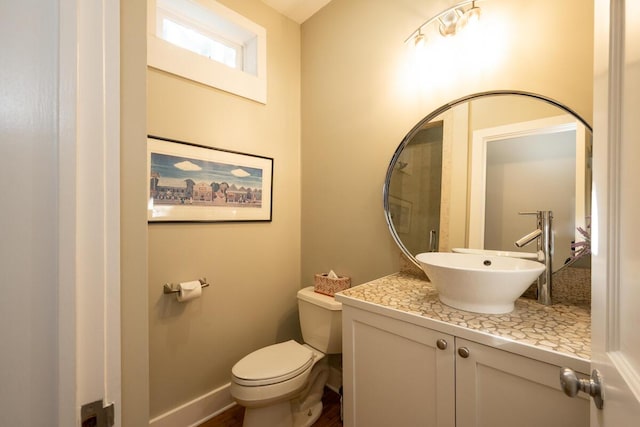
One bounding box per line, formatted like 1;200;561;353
458;347;470;358
436;339;447;350
559;368;604;409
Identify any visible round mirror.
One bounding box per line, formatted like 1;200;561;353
384;91;592;272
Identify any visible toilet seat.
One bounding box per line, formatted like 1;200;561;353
232;340;314;386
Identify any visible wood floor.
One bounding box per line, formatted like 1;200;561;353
199;387;342;427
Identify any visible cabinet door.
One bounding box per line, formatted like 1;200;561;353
455;338;589;427
343;307;455;427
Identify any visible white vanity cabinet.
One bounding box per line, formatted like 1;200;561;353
342;305;590;427
455;337;589;427
342;306;456;426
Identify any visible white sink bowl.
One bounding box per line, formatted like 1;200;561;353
451;247;539;260
415;252;545;314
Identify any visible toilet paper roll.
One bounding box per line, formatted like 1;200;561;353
176;280;202;302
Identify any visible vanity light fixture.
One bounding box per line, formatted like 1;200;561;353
405;0;483;45
414;28;426;49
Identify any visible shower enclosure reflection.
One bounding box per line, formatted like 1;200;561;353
387;123;443;255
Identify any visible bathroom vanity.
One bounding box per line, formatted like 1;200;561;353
335;272;591;427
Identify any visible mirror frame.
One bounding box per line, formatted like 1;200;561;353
383;90;593;267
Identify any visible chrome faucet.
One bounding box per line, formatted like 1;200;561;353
514;211;553;305
515;229;542;247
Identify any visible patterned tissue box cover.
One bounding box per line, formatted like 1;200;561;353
314;273;351;296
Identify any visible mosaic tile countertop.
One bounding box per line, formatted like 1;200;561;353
337;272;591;362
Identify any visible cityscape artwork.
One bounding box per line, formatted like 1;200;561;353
147;136;273;222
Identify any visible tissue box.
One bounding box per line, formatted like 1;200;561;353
314;273;351;296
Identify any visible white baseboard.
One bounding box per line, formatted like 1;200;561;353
149;382;236;427
149;367;341;427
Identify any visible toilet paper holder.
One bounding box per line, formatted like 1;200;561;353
163;278;210;294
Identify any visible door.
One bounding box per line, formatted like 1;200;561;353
1;1;120;426
1;2;61;425
590;0;640;424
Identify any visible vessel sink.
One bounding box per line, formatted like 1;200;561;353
451;247;538;260
415;252;545;314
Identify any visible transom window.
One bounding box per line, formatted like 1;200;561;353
160;16;241;70
148;0;266;103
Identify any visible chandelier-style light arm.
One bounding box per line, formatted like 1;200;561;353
404;0;483;44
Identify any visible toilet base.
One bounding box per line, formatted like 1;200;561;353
292;400;323;427
243;401;293;427
242;400;322;427
240;357;329;427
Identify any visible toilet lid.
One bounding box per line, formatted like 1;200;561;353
232;340;314;386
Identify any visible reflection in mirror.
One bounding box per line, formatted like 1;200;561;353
388;123;443;253
384;91;592;273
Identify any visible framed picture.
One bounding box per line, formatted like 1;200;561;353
147;136;273;222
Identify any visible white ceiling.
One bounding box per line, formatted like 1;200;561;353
261;0;333;23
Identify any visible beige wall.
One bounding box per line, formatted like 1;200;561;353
300;0;593;286
122;0;150;425
146;0;302;417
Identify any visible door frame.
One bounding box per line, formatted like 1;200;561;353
468;114;585;249
58;0;121;425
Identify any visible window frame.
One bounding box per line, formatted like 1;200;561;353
148;0;267;104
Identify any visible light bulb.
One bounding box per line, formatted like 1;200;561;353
439;9;463;37
414;31;426;50
456;3;481;33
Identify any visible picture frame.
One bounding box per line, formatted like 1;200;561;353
147;136;273;222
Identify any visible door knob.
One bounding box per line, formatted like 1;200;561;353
436;339;447;350
559;367;604;409
458;347;470;358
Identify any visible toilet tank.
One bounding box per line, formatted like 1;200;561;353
297;286;342;354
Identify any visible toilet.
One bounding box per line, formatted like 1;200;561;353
230;286;342;427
